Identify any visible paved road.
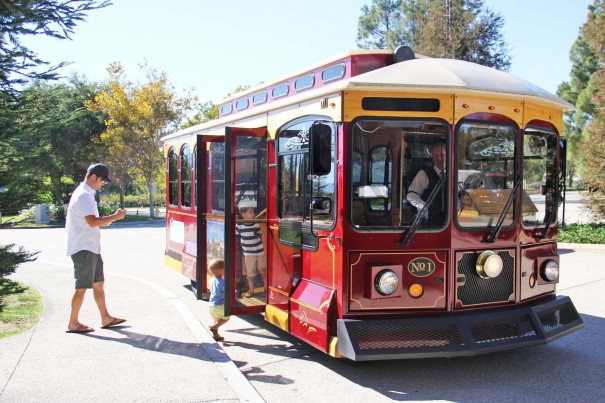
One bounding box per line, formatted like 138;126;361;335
1;222;604;402
559;190;602;224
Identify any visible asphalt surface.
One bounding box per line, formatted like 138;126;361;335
0;223;263;403
0;192;604;403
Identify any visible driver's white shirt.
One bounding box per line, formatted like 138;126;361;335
406;166;444;210
65;181;100;256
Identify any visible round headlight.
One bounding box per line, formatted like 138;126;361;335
375;270;399;296
476;251;503;279
541;260;559;282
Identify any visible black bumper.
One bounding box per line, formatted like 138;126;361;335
337;295;583;361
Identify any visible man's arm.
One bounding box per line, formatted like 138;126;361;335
84;209;127;227
406;171;429;210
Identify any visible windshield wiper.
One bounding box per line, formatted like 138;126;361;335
537;208;555;240
537;188;559;240
398;172;446;246
483;175;522;243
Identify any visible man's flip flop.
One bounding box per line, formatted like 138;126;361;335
66;325;94;333
101;318;126;329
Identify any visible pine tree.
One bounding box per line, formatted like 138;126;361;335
557;33;598;187
0;0;109;94
356;0;510;70
580;0;605;215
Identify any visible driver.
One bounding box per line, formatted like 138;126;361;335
406;143;446;226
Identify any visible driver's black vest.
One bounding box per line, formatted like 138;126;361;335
421;167;445;227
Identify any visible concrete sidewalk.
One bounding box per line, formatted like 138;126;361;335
0;259;262;402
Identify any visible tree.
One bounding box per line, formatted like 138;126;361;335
0;0;109;214
183;85;251;129
357;0;511;71
88;62;197;217
0;244;38;279
0;0;107;290
357;0;404;49
579;0;605;215
0;91;47;214
16;76;107;205
557;34;598;187
183;101;219;128
0;0;110;95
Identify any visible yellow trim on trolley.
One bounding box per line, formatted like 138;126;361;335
163;254;182;273
328;336;341;358
166;210;197;218
265;305;289;332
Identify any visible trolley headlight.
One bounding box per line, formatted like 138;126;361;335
541;260;559;282
476;251;503;279
375;270;399;296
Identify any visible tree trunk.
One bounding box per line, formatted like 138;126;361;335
147;176;155;218
119;189;125;209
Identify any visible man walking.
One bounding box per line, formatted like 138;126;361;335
65;163;127;333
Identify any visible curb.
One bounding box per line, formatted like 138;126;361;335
558;242;605;250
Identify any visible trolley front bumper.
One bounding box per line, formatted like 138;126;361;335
337;295;583;361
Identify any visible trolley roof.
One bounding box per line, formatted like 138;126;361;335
347;57;571;108
164;49;572;141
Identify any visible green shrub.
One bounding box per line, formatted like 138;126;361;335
0;244;39;279
18;207;35;220
50;203;66;221
101;193;165;208
97;200;120;217
558;223;605;244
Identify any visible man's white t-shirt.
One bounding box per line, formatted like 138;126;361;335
406;166;444;210
66;181;100;256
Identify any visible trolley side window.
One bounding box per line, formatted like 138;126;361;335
210;142;225;213
168;147;178;207
180;144;192;209
277;118;336;248
522;128;558;226
193;145;197;210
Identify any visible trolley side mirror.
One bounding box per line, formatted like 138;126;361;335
558;137;567;207
310;122;332;176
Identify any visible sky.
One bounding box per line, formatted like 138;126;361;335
22;0;594;103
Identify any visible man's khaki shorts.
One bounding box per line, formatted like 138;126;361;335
71;250;104;289
244;255;266;277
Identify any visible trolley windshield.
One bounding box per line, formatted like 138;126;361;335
455;123;517;229
350;118;448;229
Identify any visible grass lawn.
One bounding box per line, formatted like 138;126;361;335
0;280;43;339
1;212;163;228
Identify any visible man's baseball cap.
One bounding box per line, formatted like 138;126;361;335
87;163;112;183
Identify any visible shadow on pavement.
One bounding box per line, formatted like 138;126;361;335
86;327;210;361
239;365;295;385
305;314;605;402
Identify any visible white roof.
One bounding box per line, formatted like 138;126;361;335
163;55;573;142
347;58;572;109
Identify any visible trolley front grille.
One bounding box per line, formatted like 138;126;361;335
351;322;464;350
538;300;581;334
457;251;514;306
336;296;584;361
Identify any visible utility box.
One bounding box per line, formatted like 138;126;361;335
34;204;50;224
